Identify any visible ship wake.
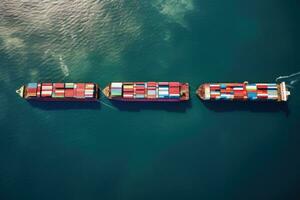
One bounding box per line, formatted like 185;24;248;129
276;71;300;89
100;99;117;111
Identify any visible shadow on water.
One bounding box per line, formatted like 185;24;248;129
28;101;101;110
110;100;192;113
202;101;290;116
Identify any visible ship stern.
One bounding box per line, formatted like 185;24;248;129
279;82;290;102
180;83;190;101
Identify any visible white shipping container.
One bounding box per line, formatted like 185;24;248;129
233;87;244;91
111;82;123;88
123;94;134;98
41;91;52;95
55;90;64;94
148;90;156;95
211;91;221;95
257;93;268;97
42;86;53;90
85;92;94;95
158;91;169;95
267;96;278;99
159;87;169;91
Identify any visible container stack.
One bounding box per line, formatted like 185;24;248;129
74;83;85;98
111;82;122;97
256;83;278;100
169;82;180;99
210;83;249;100
232;83;247;100
65;83;75;98
134;82;146;99
147;82;157;99
22;82;97;100
158;82;169;99
220;84;234;100
85;83;95;98
26;83;38;97
208;83;279;101
123;83;134;98
52;83;65;98
209;84;221;100
41;83;53;97
245;84;257;100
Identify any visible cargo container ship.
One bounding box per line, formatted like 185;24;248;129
102;82;189;102
197;82;290;102
16;83;100;101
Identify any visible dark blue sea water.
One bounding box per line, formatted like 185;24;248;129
1;0;300;200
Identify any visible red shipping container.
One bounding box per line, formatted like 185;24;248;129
169;88;180;94
42;83;52;86
75;89;85;97
257;85;268;89
65;89;74;97
258;95;268;99
227;83;244;87
210;88;220;91
134;85;145;90
123;88;134;92
76;83;85;89
234;90;246;95
210;95;219;99
135;90;145;94
169;82;180;87
234;96;246;99
27;88;37;93
147;82;156;87
234;94;246;97
221;91;232;95
53;83;64;88
257;90;268;94
135;82;145;85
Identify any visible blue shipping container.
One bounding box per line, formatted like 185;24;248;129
28;83;38;88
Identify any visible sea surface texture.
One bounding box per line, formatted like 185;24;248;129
0;0;300;200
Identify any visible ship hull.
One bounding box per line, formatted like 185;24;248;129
107;98;184;102
17;83;100;102
102;82;189;102
197;82;290;102
25;97;98;102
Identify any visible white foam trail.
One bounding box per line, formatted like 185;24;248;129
100;100;117;111
58;55;70;77
276;71;300;88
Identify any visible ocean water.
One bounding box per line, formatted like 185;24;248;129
0;0;300;199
